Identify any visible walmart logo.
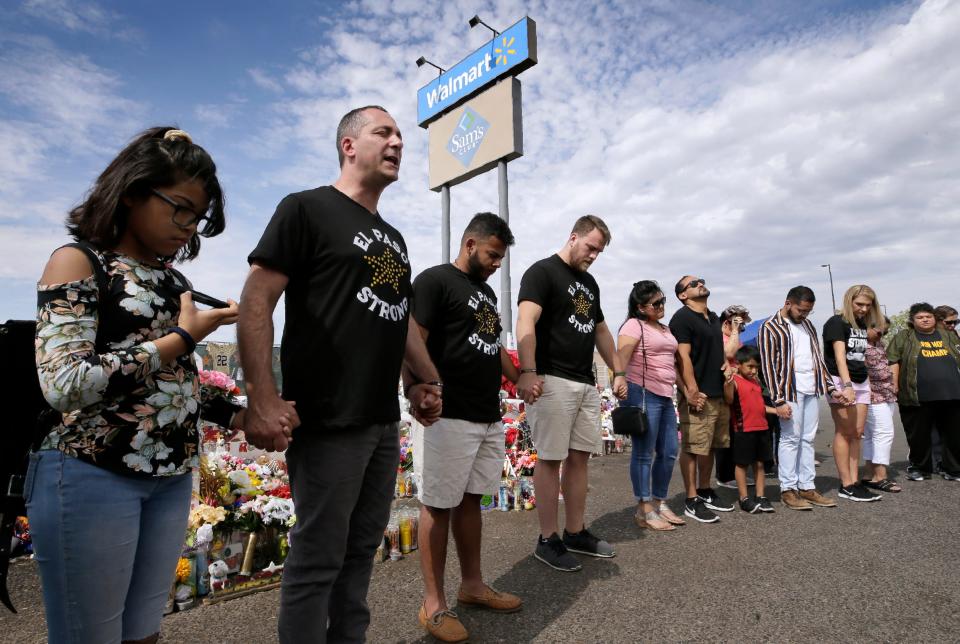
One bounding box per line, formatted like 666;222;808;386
447;107;489;167
494;36;516;66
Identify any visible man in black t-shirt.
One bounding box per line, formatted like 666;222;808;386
238;106;442;644
408;213;522;642
669;275;735;523
516;215;627;573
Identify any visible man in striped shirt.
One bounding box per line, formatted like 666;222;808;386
758;286;839;511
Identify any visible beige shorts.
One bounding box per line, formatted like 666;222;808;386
678;395;730;456
414;418;504;509
527;374;602;461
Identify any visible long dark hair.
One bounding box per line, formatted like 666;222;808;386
66;126;225;262
622;280;662;331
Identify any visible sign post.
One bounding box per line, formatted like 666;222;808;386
417;16;537;343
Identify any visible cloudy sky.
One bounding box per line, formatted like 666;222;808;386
1;0;956;342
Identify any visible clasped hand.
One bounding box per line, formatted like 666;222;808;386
408;383;443;426
243;394;300;452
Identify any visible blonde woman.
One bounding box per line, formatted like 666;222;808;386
822;285;883;502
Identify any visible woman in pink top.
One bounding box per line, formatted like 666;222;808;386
863;319;901;492
616;281;684;530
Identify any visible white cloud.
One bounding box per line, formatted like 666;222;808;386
248;67;284;94
19;0;139;40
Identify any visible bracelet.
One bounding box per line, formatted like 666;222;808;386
426;380;444;389
613;371;626;377
843;381;853;389
166;326;196;354
405;380;443;397
520;368;537;374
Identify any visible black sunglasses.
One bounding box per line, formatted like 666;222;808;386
684;279;705;290
151;189;209;229
944;319;959;326
645;298;666;308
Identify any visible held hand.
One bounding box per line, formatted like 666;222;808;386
517;372;544;405
721;363;736;383
409;383;442;426
775;404;793;420
612;375;628;400
842;388;856;406
245;395;300;452
177;292;240;342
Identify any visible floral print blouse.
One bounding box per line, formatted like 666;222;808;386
35;248;233;478
865;344;897;404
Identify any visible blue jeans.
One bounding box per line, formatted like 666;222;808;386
25;450;192;643
777;393;820;491
626;383;679;501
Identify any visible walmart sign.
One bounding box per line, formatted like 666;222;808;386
417;16;537;127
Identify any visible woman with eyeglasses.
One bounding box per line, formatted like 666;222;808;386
27;128;292;643
822;285;883;502
862;318;900;492
934;305;959;341
616;280;685;530
886;302;960;482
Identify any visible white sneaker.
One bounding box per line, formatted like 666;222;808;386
716;480;738;489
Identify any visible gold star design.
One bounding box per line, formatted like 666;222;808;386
572;291;592;318
474;304;499;337
363;246;408;293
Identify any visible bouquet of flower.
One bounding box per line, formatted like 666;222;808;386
198;369;243;441
398;431;414;471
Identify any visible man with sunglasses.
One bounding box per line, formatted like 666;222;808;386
669;276;735;523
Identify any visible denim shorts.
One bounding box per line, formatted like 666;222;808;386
25;450;192;643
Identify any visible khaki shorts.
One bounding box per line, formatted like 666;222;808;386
678;395;730;456
413;418;504;509
527;374;602;461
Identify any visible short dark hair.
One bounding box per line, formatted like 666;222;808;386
336;105;388;166
66;126;225;262
462;212;514;246
571;215;611;245
674;276;695;298
786;286;816;303
736;345;761;364
908;302;935;327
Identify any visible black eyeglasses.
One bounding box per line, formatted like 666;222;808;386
151;189;209;229
684;279;705;290
645;298;666;308
944;319;959;326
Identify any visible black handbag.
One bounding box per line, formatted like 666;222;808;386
611;319;650;437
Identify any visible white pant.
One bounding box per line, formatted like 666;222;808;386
863;401;896;466
778;393;820;491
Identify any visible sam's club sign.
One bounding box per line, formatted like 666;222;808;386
417;16;537;127
447;107;489;167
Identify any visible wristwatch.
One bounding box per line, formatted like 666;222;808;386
843;381;853;389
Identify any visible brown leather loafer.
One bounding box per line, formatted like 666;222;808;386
419;605;468;643
457;586;523;613
799;489;837;507
781;489;813;510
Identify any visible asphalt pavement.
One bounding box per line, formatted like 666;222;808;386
3;403;958;643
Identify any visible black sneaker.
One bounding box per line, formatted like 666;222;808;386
697;488;734;512
739;496;760;514
562;527;615;558
535;533;582;571
757;496;775;513
906;467;928;481
941;471;960;481
838;483;881;502
683;497;719;523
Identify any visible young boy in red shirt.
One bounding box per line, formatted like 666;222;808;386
723;345;776;513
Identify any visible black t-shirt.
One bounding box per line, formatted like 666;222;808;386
248;186;411;428
822;315;868;383
668;305;725;397
915;330;960;402
517;254;604;385
412;264;502;423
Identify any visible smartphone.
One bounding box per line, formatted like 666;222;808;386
190;290;231;309
170;284;230;309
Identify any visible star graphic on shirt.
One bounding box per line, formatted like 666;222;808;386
363;246;408;293
474;304;500;337
572;291;592;318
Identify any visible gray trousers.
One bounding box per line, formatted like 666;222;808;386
278;422;398;644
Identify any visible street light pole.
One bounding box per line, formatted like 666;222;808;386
821;264;836;313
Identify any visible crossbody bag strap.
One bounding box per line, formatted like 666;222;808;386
640;321;647;413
